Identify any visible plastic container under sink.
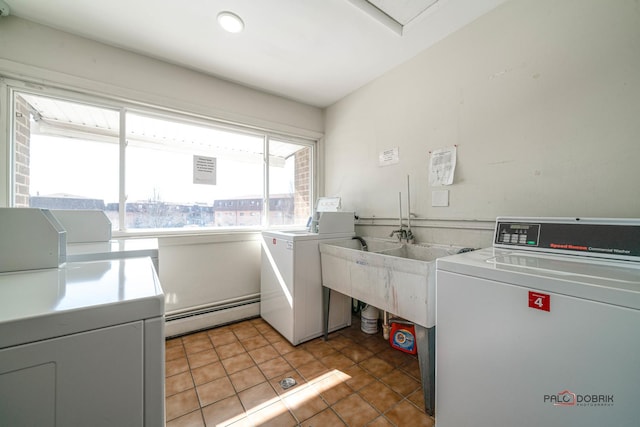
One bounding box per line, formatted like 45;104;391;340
361;305;379;334
390;321;417;355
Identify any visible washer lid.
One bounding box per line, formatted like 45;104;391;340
0;257;164;349
436;248;640;310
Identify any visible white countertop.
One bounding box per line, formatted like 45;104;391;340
0;257;164;349
66;238;158;262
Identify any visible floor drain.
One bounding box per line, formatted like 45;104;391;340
279;377;297;390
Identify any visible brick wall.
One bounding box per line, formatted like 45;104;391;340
294;147;311;223
14;95;31;207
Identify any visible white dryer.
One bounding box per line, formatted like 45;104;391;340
0;257;164;427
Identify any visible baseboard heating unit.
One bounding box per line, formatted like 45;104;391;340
165;294;260;338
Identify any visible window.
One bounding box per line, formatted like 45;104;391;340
9;86;314;232
269;139;311;226
14;93;121;228
124;112;265;229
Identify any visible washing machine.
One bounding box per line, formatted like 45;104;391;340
261;212;355;345
435;217;640;426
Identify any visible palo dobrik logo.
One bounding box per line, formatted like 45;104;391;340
552;390;576;406
543;390;614;407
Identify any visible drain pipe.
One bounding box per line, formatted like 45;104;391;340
352;236;368;251
382;311;391;340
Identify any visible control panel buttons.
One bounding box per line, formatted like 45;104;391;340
496;223;540;247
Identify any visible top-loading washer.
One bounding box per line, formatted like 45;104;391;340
261;211;355;345
435;217;640;427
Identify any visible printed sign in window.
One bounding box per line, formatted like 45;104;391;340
193;155;217;185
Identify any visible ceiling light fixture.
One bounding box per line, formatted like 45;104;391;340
217;11;244;34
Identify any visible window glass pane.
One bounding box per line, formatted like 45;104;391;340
13;92;120;229
268;139;312;226
10;87;315;233
125;113;264;229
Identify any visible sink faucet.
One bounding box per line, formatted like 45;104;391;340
390;228;407;241
391;181;417;243
405;227;414;244
391;191;408;242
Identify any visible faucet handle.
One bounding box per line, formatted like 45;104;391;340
405;229;415;243
390;229;408;241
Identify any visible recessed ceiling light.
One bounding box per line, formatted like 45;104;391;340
217;11;244;33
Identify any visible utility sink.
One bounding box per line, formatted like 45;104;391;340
319;237;462;328
319;236;465;417
378;243;459;263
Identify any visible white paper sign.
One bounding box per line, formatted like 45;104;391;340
193;155;217;185
429;146;457;186
379;147;399;166
316;197;341;212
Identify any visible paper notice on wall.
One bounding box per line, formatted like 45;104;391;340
429;146;457;186
193;155;217;185
379;147;399;166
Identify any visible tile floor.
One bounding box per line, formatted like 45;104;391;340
165;315;435;427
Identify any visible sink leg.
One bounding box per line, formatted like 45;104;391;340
415;324;435;416
322;286;331;341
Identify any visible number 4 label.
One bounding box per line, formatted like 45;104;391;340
528;291;550;312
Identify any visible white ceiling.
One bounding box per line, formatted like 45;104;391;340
4;0;507;107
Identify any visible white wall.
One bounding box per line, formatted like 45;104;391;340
0;16;323;137
324;0;640;246
159;233;262;336
159;233;262;314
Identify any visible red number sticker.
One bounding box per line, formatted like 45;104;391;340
528;291;550;312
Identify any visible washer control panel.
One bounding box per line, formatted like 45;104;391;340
496;222;540;246
493;217;640;261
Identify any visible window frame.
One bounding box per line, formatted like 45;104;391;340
1;78;317;236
